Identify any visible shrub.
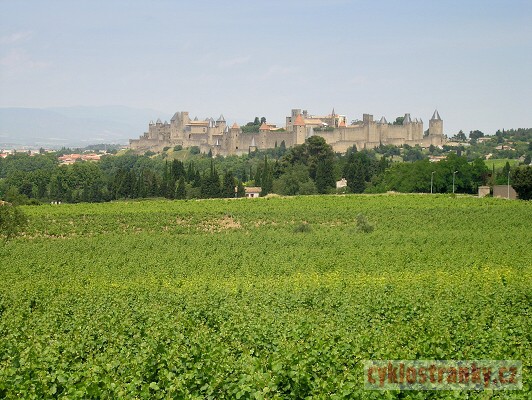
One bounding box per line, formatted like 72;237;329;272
189;146;201;155
0;205;28;240
356;213;374;233
293;222;312;233
174;145;183;151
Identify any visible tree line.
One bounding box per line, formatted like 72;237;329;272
1;136;531;204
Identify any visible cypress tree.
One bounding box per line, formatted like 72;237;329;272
175;176;186;199
351;157;366;193
161;161;169;197
237;180;245;198
222;170;235;198
171;159;185;181
262;156;274;195
255;164;262;187
201;159;221;198
315;159;335;194
187;162;195;182
193;170;202;188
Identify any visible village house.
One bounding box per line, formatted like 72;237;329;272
336;178;348;189
244;187;261;198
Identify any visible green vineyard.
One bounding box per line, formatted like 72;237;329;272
1;195;530;398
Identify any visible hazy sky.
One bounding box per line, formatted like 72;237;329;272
1;0;531;135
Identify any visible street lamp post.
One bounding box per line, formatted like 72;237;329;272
431;171;435;194
452;171;458;194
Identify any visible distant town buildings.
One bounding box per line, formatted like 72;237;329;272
129;108;445;156
58;153;102;165
429;155;447;163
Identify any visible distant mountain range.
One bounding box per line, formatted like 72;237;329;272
0;106;170;148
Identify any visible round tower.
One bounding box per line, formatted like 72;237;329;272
429;110;444;146
259;122;270;149
429;110;443;136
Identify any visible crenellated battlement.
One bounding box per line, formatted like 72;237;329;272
129;108;445;155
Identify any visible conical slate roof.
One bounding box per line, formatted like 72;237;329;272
403;114;412;124
431;110;441;120
378;116;388;124
217;114;225;122
250;137;256;147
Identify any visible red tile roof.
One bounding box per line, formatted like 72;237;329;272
293;114;305;126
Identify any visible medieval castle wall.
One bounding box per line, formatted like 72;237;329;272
129;109;445;156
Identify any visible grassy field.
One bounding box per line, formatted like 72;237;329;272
484;158;521;170
1;195;530;398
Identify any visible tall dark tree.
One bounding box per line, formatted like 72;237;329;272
344;151;374;194
315;158;335;194
137;169;147;198
254;164;262;186
193;170;202;188
116;168;134;198
186;162;195;182
377;156;389;174
201;159;221;198
237;180;245;198
175;176;186;199
261;156;273;195
306;136;335;180
171;160;185;181
470;157;489;189
511;166;532;200
222;170;235;198
350;157;366;193
469;130;484;141
161;161;170;197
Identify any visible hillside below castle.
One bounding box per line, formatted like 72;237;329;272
129;108;445;155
